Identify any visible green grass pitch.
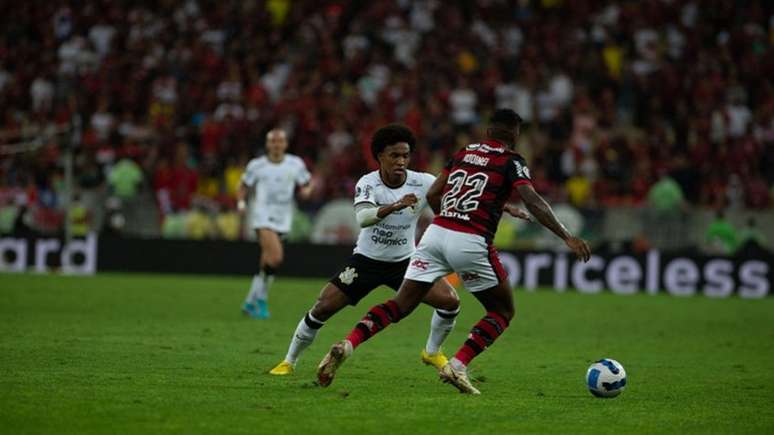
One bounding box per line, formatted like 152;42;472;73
1;273;773;434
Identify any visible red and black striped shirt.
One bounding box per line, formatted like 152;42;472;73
432;140;532;242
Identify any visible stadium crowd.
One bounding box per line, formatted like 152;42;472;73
1;0;773;237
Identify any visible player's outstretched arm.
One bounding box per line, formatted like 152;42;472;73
426;171;449;214
516;183;591;262
504;204;532;221
355;194;418;228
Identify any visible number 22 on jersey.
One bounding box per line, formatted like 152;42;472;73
440;169;490;220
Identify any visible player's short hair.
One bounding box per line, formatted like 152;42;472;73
490;108;523;130
371;124;415;160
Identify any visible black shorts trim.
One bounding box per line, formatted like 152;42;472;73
329;254;411;305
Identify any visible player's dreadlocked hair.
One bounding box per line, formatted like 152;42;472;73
370;124;416;160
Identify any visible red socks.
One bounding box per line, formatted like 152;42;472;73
454;311;509;366
346;300;401;349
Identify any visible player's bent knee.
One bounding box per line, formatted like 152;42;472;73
446;288;461;309
311;285;348;321
310;302;334;322
500;305;515;322
265;255;283;269
438;293;460;312
274;250;284;265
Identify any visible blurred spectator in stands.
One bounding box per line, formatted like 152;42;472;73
91;98;114;141
738;217;767;249
68;193;90;237
223;156;246;200
108;157;143;200
196;159;221;200
30;73;54;113
745;175;770;209
215;210;240;240
0;201;18;235
449;77;478;130
161;213;187;239
186;207;214;240
170;144;198;211
705;210;739;255
2;0;773;240
565;172;593;208
88;17;116;59
153;157;174;216
724;91;753;139
647;174;685;212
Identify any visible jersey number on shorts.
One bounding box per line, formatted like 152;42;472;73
441;169;489;213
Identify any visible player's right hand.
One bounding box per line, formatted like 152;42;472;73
237;199;247;214
566;237;591;262
394;193;418;210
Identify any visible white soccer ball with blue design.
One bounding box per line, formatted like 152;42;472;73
586;358;627;398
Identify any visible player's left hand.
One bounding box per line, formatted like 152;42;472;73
393;193;419;210
298;179;315;200
566;237;591;262
504;204;532;222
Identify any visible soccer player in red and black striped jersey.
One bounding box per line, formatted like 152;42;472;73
317;109;591;394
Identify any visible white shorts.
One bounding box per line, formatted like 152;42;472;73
404;224;507;292
250;209;292;234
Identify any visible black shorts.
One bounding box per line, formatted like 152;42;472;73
329;254;411;306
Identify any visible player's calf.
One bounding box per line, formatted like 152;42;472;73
346;300;402;349
451;311;510;370
422;279;461;362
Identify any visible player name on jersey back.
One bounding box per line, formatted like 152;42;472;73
462;153;490;166
353;170;436;262
433;140;532;242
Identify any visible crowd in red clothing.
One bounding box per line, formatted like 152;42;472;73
1;0;773;231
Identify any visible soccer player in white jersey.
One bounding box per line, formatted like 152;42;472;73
316;109;589;394
237;129;312;319
269;124;461;375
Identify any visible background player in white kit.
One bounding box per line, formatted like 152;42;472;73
269;124;461;375
238;129;312;319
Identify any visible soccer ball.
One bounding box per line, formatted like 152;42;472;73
586;358;627;398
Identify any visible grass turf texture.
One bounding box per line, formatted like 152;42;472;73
1;273;773;435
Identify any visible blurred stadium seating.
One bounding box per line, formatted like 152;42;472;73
1;0;773;254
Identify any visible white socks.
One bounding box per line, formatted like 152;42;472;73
245;274;262;304
425;307;459;355
261;272;275;300
285;312;324;364
245;271;275;305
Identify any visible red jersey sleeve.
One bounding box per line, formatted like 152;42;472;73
507;154;532;187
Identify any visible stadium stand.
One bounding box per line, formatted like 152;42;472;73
0;1;772;248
